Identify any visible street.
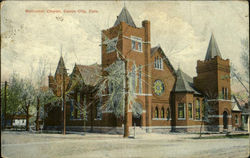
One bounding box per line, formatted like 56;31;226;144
1;131;249;158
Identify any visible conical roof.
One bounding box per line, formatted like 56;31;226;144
174;68;201;94
114;7;136;27
55;56;67;75
205;34;222;60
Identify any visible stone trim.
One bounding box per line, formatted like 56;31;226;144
70;118;88;121
177;118;186;120
152;118;171;121
122;35;150;44
135;93;152;96
208;115;232;118
145;126;172;129
172;125;232;128
207;99;232;102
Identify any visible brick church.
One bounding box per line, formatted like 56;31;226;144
45;7;241;133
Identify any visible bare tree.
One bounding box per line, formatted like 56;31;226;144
97;60;142;137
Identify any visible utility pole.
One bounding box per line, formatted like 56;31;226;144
36;97;40;131
63;70;66;135
123;59;129;138
26;100;30;131
4;81;7;129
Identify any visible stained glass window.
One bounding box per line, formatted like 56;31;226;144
178;103;185;119
188;103;192;119
161;108;164;118
155;107;159;118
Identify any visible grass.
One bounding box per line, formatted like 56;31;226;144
193;134;249;139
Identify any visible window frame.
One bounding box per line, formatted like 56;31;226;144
105;37;118;53
155;107;159;118
131;36;143;53
161;107;164;118
188;103;193;119
196;99;201;120
154;56;163;70
138;65;142;94
178;103;186;120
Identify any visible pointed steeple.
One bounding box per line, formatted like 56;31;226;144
114;7;136;27
205;33;222;60
55;56;67;75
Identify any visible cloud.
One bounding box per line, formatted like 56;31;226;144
1;1;248;93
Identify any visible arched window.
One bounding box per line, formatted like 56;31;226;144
156;56;159;68
196;99;200;120
159;57;162;69
167;108;170;119
161;107;164;118
154;57;157;68
225;88;228;99
155;107;159;118
131;64;137;93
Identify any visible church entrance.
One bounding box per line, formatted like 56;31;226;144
132;103;142;127
132;115;141;127
223;111;228;129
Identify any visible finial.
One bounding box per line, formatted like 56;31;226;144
123;1;126;8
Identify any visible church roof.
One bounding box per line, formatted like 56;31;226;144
74;63;102;87
114;7;136;27
151;45;176;75
205;34;222;60
174;68;201;95
55;56;67;75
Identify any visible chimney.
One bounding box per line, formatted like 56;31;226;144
142;20;150;42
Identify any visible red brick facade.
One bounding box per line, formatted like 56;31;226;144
45;7;240;133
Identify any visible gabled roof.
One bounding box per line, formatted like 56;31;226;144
114;7;136;27
205;34;222;61
231;95;242;112
55;56;67;75
74;63;102;87
174;68;201;95
151;45;175;75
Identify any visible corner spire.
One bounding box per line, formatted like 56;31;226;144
114;7;136;27
55;56;67;75
205;33;222;60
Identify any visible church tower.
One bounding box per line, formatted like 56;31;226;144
48;56;69;97
194;34;232;131
101;7;152;128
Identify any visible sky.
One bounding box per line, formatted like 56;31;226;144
1;1;249;92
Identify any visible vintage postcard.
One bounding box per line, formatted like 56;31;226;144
1;1;249;158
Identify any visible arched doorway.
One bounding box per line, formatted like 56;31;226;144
223;111;228;129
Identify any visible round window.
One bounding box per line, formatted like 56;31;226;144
153;80;165;96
